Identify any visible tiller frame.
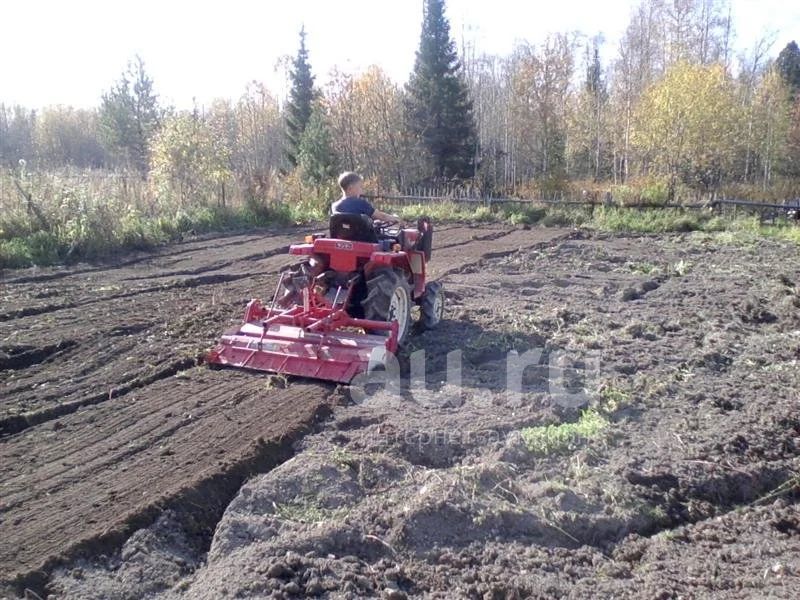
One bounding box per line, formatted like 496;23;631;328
206;271;398;383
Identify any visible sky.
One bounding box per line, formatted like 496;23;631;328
1;0;798;110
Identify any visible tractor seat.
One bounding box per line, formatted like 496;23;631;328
329;213;379;243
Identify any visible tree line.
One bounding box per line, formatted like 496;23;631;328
1;0;799;205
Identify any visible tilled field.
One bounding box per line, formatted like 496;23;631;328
1;224;799;599
0;223;567;597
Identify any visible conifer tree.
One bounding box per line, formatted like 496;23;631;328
99;56;160;172
286;27;316;166
405;0;477;179
776;41;800;99
298;103;337;189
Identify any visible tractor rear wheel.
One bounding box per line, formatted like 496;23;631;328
362;268;412;344
420;281;445;330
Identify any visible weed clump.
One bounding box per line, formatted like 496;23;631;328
520;409;609;455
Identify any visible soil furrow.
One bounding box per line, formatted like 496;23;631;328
0;374;334;593
0;356;197;436
121;245;292;281
0;340;79;371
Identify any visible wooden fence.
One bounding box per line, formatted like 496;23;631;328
367;191;800;225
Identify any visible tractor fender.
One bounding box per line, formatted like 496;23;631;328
365;253;426;299
289;243;314;255
366;252;411;272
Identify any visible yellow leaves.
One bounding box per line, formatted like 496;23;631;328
324;65;405;182
149;115;232;204
632;62;740;175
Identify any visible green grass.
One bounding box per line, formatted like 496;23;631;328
588;206;718;233
395;201;494;223
597;384;632;413
520;409;610;456
274;499;342;524
627;261;660;275
395;201;800;246
394;202;723;233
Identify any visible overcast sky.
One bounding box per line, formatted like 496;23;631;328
1;0;798;110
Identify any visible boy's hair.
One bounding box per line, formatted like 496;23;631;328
338;171;362;193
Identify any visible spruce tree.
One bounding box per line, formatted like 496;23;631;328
776;41;800;99
286;26;316;167
405;0;477;179
298;103;337;189
99;56;160;173
586;45;605;96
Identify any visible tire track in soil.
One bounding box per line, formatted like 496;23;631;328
0;225;573;594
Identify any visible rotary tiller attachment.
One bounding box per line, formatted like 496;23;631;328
206;275;398;384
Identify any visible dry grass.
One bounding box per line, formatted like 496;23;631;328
0;168;328;268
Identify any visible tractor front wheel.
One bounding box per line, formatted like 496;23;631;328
419;281;445;330
362;269;412;344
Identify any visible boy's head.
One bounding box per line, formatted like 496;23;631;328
338;171;363;197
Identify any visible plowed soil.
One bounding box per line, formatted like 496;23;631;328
2;224;798;599
0;223;568;596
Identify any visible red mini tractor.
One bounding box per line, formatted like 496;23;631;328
206;214;444;383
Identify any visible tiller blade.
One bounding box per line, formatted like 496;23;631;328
206;298;398;384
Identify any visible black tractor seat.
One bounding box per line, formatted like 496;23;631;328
329;213;379;243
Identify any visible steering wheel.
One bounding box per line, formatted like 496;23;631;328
374;219;400;232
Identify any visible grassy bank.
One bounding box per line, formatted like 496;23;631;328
0;203;328;269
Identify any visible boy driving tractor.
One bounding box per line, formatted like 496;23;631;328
331;172;400;224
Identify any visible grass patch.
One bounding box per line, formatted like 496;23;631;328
274;499;343;524
395;201;498;224
393;201;736;234
394;201;592;228
627;261;660;275
589;206;722;233
395;201;800;247
597;383;632;413
706;216;800;247
520;409;609;455
671;259;691;277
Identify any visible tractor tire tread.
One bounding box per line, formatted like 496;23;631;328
420;281;444;330
362;268;412;343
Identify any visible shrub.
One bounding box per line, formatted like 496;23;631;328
504;205;547;225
